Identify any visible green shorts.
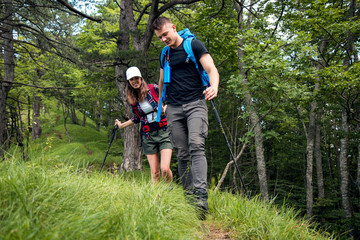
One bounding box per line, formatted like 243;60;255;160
142;128;173;155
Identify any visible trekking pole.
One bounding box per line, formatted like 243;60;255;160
209;99;250;199
99;124;118;173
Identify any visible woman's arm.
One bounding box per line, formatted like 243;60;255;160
115;119;135;129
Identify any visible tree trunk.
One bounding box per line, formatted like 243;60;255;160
357;138;360;195
25;96;31;161
62;103;71;144
305;98;316;217
0;0;15;156
70;101;78;125
337;0;356;229
339;109;352;219
235;0;269;201
82;111;86;127
357;102;360;195
356;126;360;193
315;109;325;199
95;100;101;132
31;94;42;140
115;0;142;172
15;98;25;160
244;90;269;201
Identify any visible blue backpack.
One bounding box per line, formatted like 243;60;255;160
156;28;210;122
160;28;210;87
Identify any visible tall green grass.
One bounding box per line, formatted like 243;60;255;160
209;190;334;239
0;158;200;240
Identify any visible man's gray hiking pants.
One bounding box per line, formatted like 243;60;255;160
166;99;208;209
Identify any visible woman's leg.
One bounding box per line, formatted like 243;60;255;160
147;153;160;184
160;148;173;183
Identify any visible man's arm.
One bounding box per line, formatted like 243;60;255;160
158;68;166;113
158;68;164;99
200;53;219;101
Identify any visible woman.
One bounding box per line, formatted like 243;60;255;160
115;66;173;184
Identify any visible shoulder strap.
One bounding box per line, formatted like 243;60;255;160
183;37;197;65
183;38;210;87
160;46;170;68
132;104;141;119
148;84;159;103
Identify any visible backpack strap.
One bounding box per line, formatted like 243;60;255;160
148;84;159;103
183;37;197;66
131;104;141;119
183;38;210;87
160;46;170;68
157;48;170;123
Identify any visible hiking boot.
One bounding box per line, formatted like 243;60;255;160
193;188;208;220
197;205;208;220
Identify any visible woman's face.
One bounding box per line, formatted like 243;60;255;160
129;76;142;89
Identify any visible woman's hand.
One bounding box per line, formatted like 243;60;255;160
115;119;122;128
115;119;135;129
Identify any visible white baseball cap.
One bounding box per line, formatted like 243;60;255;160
126;66;142;80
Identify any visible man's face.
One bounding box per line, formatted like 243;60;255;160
154;23;176;47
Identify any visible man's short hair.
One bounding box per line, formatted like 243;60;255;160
152;17;173;31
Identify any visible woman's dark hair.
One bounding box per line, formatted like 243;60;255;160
126;78;148;105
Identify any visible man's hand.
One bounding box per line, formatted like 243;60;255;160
203;86;218;101
161;105;167;115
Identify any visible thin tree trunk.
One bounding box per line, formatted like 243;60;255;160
337;0;356;232
245;91;269;201
82;111;86;127
42;104;46;115
357;104;360;195
339;109;352;218
305;83;318;217
16;97;25;160
356;132;360;193
235;0;269;201
357;139;360;195
306;35;327;216
31;94;42;140
70;101;78;125
62;103;71;144
0;0;15;156
26;96;31;161
315;109;325;199
95;100;101;132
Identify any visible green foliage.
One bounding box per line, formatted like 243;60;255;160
209;191;333;239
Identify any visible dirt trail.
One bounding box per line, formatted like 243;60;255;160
202;223;235;240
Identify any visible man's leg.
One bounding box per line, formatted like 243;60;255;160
166;104;193;191
183;99;209;212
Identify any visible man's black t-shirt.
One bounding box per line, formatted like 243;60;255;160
162;39;208;105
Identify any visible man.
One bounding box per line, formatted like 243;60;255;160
152;17;219;218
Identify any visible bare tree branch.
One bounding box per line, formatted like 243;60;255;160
210;0;225;18
2;80;95;90
57;0;102;23
157;0;202;16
